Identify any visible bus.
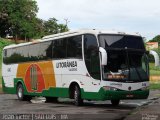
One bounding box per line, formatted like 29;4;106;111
2;29;149;106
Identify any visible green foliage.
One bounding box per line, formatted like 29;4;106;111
44;18;59;35
0;38;13;59
0;38;13;85
0;0;69;41
150;83;160;90
149;63;160;75
148;35;160;64
43;17;68;36
147;34;160;62
58;24;69;33
0;0;38;40
150;35;160;42
149;35;160;45
150;63;160;70
0;39;13;48
148;48;160;63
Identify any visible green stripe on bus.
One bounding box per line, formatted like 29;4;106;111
2;77;16;94
2;78;149;100
81;88;149;100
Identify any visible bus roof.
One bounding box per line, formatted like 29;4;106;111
3;29;141;50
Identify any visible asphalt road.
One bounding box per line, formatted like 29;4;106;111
0;91;159;120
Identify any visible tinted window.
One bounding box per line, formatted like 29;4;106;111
3;36;82;64
28;43;40;61
52;38;67;59
39;41;52;60
67;36;82;58
99;35;145;49
52;35;82;59
84;34;101;80
3;41;53;64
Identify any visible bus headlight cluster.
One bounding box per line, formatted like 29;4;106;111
103;86;118;91
141;86;149;90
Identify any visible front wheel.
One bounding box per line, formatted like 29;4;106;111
111;100;120;106
74;85;83;106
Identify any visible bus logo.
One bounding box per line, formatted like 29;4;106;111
128;86;132;91
24;64;45;93
30;65;38;91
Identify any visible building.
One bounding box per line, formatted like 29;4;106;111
146;42;159;50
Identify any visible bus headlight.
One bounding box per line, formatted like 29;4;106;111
103;86;118;91
141;86;149;90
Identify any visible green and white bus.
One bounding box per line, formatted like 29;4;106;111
2;29;149;106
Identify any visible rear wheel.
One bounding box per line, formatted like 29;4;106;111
111;100;120;106
17;84;31;101
74;85;83;106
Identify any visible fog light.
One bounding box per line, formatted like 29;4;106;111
141;86;149;90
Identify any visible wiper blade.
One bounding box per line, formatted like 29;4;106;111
105;47;146;52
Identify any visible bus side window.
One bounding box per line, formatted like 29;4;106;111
84;34;101;80
52;39;67;59
4;50;7;57
67;35;82;58
40;41;52;60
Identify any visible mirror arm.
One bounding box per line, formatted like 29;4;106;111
149;50;160;67
99;47;107;65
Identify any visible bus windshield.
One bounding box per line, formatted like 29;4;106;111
99;34;145;49
99;35;149;82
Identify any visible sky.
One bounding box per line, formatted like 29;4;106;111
36;0;160;40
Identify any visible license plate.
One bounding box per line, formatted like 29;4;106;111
126;95;134;98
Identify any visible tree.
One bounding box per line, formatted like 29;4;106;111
0;0;12;37
9;0;38;41
149;35;160;45
0;0;38;41
148;35;160;63
33;18;45;38
43;18;69;36
0;0;69;41
43;18;59;35
58;24;69;33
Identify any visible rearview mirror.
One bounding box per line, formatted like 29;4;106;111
149;50;160;67
99;47;107;65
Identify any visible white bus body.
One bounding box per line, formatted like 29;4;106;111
2;29;149;106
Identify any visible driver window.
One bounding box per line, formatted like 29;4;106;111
84;34;101;80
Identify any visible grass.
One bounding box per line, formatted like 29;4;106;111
149;63;160;75
150;70;160;75
149;63;160;89
150;83;160;90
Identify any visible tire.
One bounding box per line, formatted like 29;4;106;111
74;85;83;106
111;100;120;106
17;84;31;101
45;97;58;103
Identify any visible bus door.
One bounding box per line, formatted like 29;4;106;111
83;34;101;91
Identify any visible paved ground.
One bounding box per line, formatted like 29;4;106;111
125;90;160;120
0;90;159;120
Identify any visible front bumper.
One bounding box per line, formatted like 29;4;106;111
103;89;149;100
